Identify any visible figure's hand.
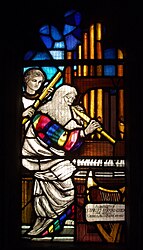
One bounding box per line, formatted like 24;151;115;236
43;86;54;98
84;120;101;135
22;106;35;118
47;87;54;94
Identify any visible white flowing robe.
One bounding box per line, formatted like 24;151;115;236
22;85;83;235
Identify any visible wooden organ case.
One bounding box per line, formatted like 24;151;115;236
68;22;126;243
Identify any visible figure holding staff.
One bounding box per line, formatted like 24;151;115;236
22;68;46;124
22;83;101;237
22;68;62;127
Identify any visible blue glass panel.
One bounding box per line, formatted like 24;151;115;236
63;24;76;35
55;78;63;88
51;25;62;40
58;66;64;71
42;67;63;89
40;35;53;49
41;67;58;80
42;67;64;85
64;9;75;17
74;12;81;25
64;10;81;26
32;52;51;60
73;27;82;40
110;89;117;94
54;41;65;49
24;51;36;60
104;65;116;76
49;50;64;60
104;48;116;59
39;25;50;35
65;34;81;50
73;51;77;59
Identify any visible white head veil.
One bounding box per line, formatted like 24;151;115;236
39;84;77;126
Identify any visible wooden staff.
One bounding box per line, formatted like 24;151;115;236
72;106;116;144
22;71;62;125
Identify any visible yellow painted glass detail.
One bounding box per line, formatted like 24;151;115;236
118;89;124;139
96;23;102;40
118;49;123;59
83;65;88;76
97;89;103;139
58;131;68;146
90;24;94;59
90;90;95;118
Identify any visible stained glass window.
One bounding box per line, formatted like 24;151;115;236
21;8;126;246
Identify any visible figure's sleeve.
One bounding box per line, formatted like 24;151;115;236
32;113;84;152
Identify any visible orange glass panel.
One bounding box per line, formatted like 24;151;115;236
118;65;123;76
65;52;72;83
90;65;95;76
84;93;89;114
67;51;72;59
97;65;102;76
83;32;88;59
96;42;102;59
90;24;94;59
65;66;71;83
90;89;95;118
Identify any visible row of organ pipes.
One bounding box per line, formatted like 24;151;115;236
65;22;124;140
66;23;124;77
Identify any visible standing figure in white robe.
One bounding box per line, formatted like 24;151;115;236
22;84;101;237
